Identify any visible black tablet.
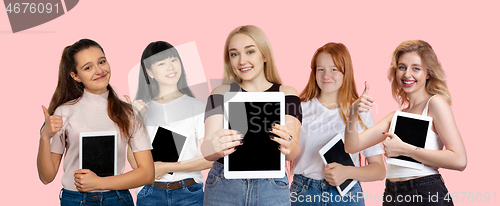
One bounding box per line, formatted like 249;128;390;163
151;126;188;175
319;133;358;196
386;110;433;169
223;92;285;179
79;131;117;177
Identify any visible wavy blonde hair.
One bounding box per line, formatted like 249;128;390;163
223;25;281;84
388;40;451;107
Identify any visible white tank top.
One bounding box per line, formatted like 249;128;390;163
386;95;444;178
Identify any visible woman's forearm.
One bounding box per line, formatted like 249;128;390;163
344;114;361;154
100;150;154;190
349;155;386;182
157;156;213;173
99;164;154;190
285;140;300;161
37;136;61;184
403;145;467;171
201;139;221;161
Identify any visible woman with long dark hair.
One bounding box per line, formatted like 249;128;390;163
37;39;154;206
126;41;212;206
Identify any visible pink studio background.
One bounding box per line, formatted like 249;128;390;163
1;1;498;205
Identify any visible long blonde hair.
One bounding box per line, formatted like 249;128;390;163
388;40;451;107
223;25;281;84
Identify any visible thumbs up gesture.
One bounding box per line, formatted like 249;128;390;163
41;105;63;140
124;95;148;117
351;81;374;115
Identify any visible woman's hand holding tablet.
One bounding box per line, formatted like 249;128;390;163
73;169;102;192
384;111;433;170
382;132;416;158
211;129;244;159
323;162;351;187
223;92;286;179
269;123;295;155
153;162;175;180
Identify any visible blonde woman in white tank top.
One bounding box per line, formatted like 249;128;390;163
344;40;467;206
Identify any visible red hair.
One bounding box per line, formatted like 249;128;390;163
300;42;366;129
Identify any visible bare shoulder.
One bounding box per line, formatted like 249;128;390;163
428;95;451;110
428;95;453;120
279;85;299;96
211;84;231;95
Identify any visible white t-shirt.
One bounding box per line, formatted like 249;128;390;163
142;94;206;184
292;98;384;180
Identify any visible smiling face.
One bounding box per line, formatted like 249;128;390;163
396;51;429;94
146;56;182;86
70;46;110;94
315;52;344;96
227;33;267;82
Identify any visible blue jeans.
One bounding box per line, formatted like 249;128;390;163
290;174;365;206
382;174;453;206
136;179;204;206
60;188;134;206
204;161;291;206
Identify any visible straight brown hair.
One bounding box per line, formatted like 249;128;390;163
47;39;136;140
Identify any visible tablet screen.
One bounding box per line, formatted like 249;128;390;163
151;126;187;163
393;116;429;164
227;102;281;171
81;135;115;177
322;140;354;190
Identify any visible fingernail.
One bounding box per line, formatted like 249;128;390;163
382;132;386;134
271;123;276;127
268;127;273;132
236;131;241;135
240;140;245;144
269;135;274;139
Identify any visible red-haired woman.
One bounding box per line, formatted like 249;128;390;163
290;42;385;206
